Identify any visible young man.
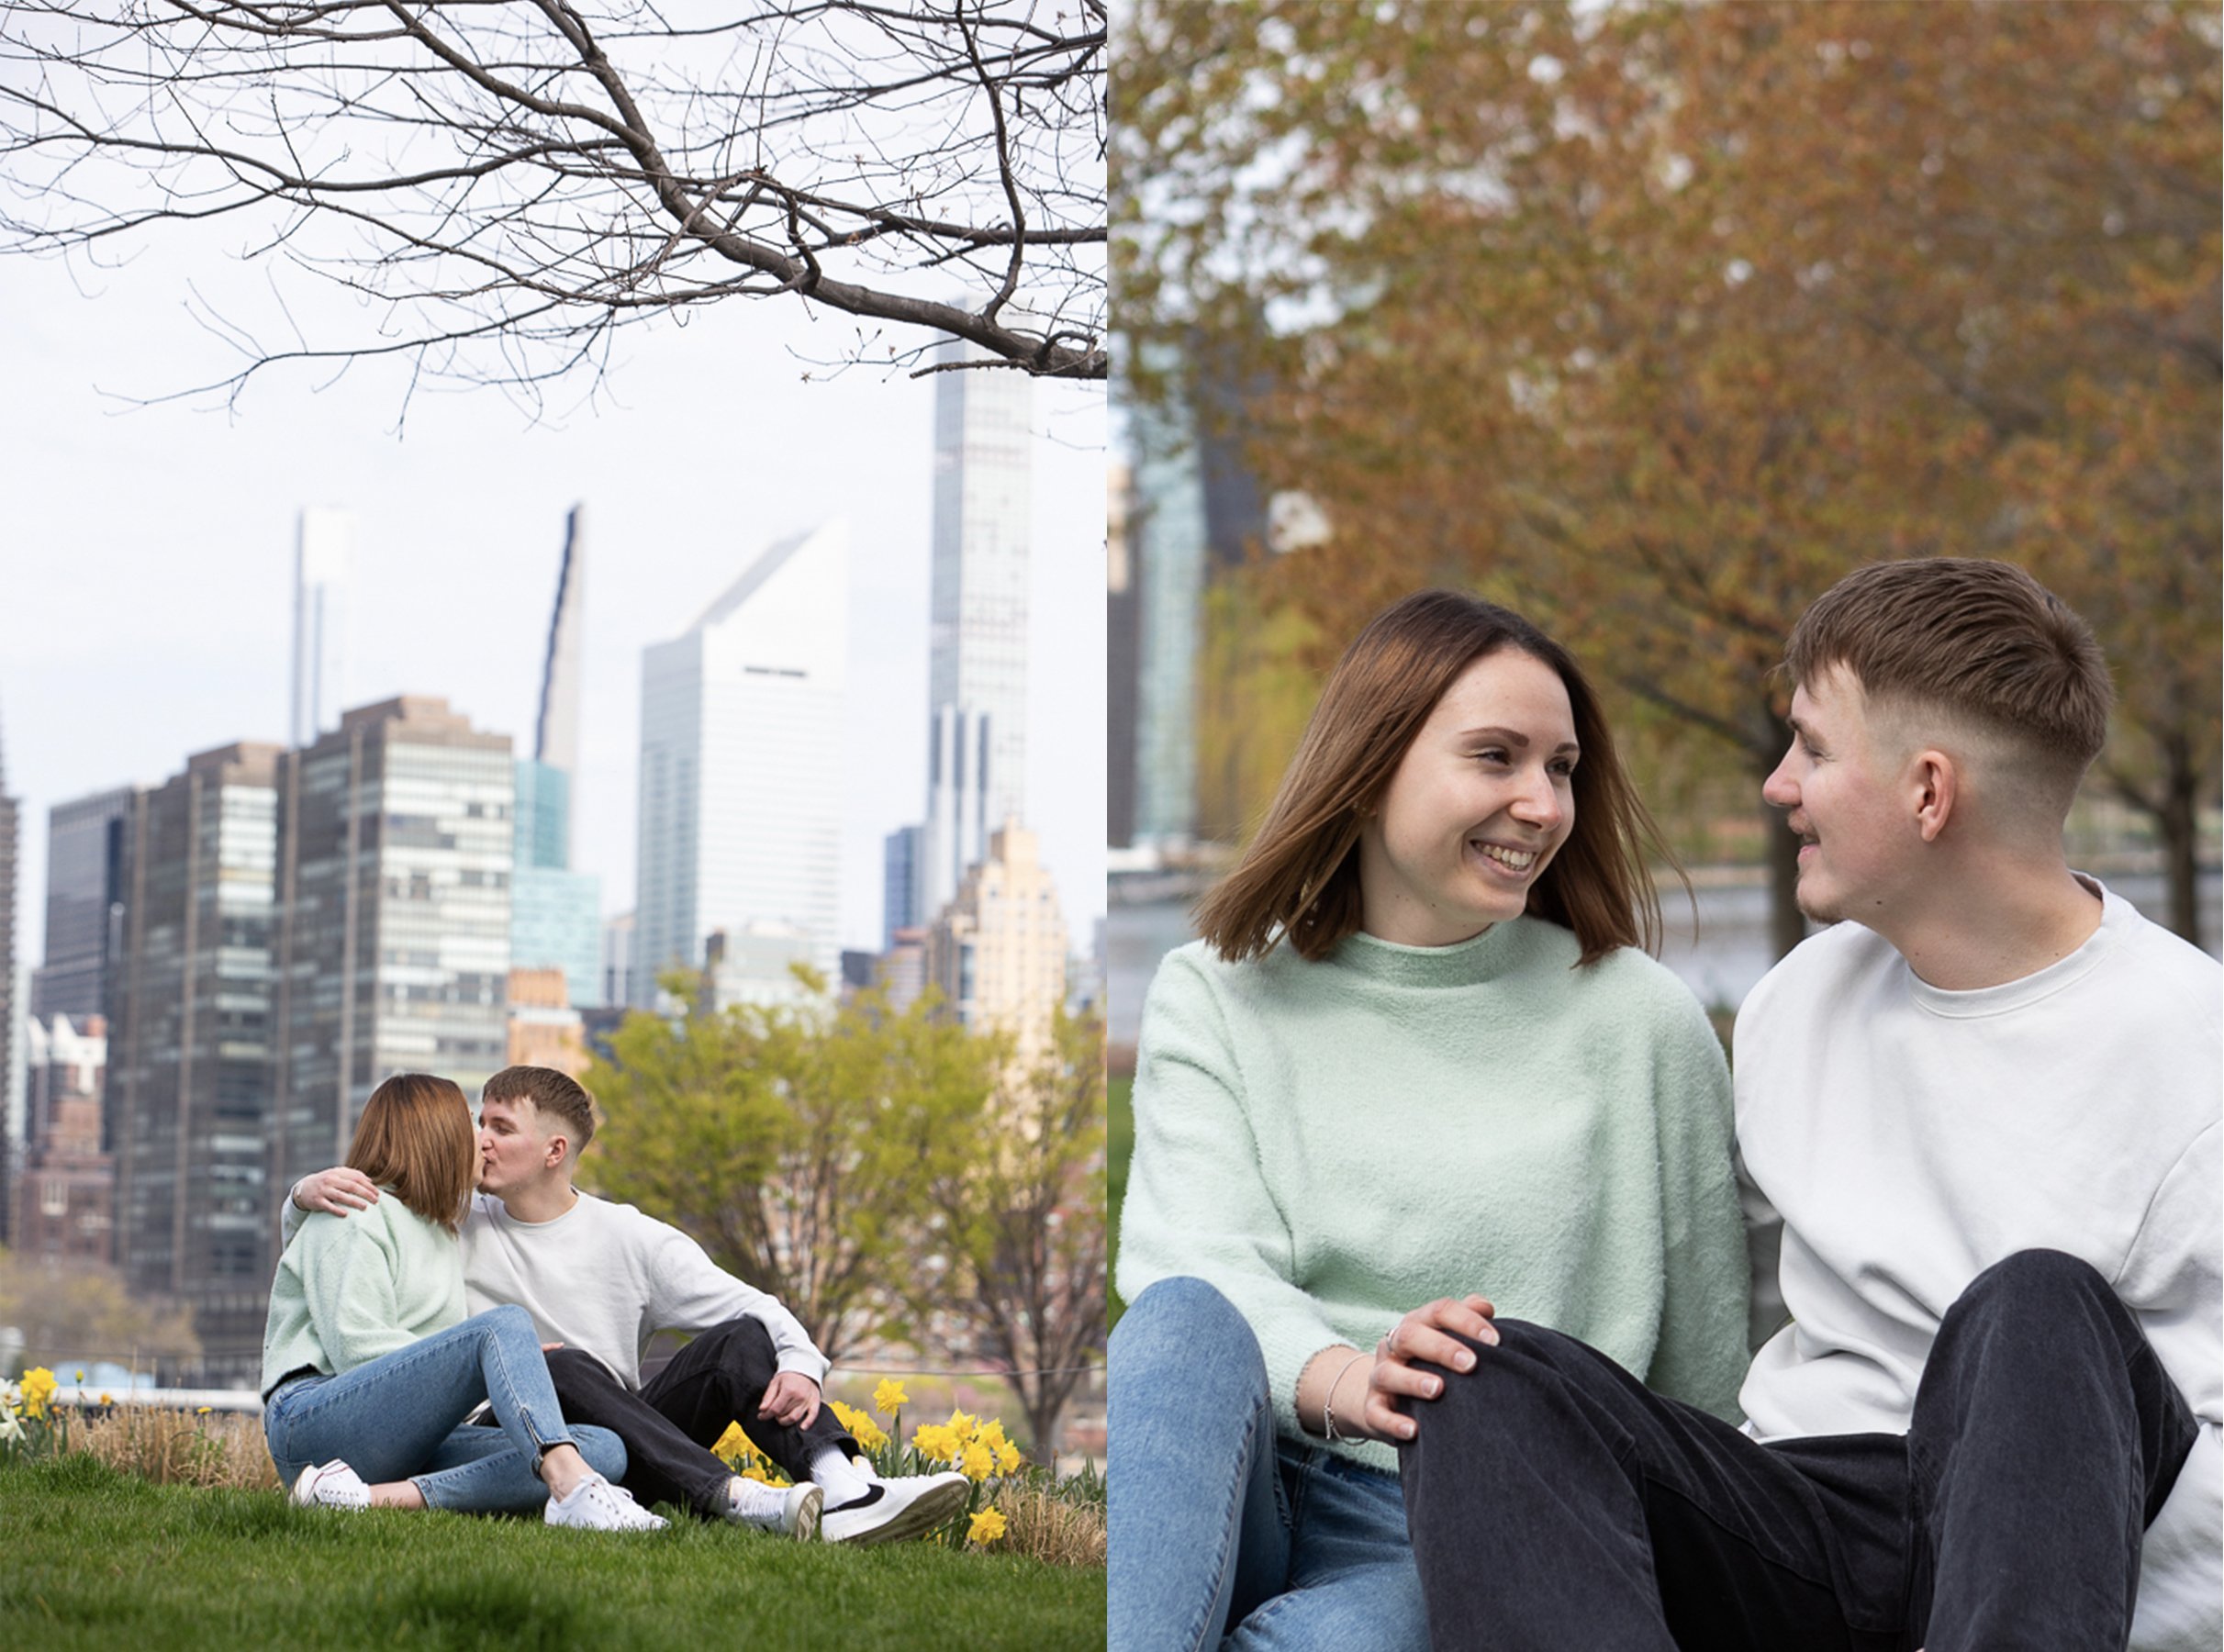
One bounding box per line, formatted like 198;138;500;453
1370;559;2218;1651
290;1065;969;1544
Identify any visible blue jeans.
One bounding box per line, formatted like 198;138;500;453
1110;1277;1427;1652
264;1303;629;1513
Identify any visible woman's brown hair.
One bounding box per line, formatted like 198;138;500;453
346;1072;476;1234
1194;589;1678;967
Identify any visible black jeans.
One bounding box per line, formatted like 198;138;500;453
543;1316;857;1521
1400;1249;2195;1652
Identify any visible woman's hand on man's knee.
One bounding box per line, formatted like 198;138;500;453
1366;1295;1497;1443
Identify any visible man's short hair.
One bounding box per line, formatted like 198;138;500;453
1785;558;2113;799
481;1065;598;1156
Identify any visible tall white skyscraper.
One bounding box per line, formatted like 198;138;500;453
632;521;848;1003
291;507;352;748
922;340;1033;919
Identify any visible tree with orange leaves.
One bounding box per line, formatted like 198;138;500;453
1119;0;2218;952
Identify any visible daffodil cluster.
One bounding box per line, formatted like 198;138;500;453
708;1379;1021;1548
0;1367;67;1462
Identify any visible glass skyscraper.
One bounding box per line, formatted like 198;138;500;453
633;522;847;1002
108;742;281;1384
923;340;1034;917
273;698;511;1201
513;759;600;1009
31;785;135;1023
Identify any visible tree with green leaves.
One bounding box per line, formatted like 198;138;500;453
926;1007;1109;1458
583;977;1000;1363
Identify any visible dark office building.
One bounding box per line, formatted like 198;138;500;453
31;786;136;1025
109;742;283;1385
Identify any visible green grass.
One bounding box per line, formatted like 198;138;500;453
1109;1077;1133;1333
0;1455;1104;1651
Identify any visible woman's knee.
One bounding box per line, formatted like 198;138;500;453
572;1424;629;1485
1112;1278;1267;1406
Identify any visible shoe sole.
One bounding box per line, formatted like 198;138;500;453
824;1477;970;1546
788;1484;824;1541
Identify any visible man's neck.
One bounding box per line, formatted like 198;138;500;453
1883;857;2102;991
497;1175;581;1225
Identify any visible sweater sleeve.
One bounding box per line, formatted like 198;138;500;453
1115;949;1345;1436
1637;989;1750;1423
642;1222;831;1386
2117;1122;2221;1652
295;1211;415;1374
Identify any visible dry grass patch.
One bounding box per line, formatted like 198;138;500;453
999;1476;1107;1568
73;1407;278;1490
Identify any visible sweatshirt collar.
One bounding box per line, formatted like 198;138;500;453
1905;873;2121;1018
1328;917;1537;988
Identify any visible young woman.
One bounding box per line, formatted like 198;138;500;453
1108;591;1750;1649
261;1072;663;1529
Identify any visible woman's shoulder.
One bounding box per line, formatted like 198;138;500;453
1554;931;1715;1027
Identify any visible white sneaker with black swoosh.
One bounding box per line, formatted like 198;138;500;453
820;1469;970;1545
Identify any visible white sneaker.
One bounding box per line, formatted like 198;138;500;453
728;1477;823;1540
544;1471;669;1532
290;1460;372;1512
820;1469;970;1546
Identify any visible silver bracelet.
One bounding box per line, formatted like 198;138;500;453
1320;1348;1373;1443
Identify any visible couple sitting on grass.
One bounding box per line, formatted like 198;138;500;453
261;1064;970;1538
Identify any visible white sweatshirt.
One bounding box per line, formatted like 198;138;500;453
284;1188;828;1390
1734;878;2221;1652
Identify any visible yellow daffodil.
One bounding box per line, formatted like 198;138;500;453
20;1368;57;1419
997;1440;1023;1475
713;1422;768;1468
872;1379;908;1416
948;1410;978;1443
967;1506;1007;1545
99;1392;114;1407
912;1423;959;1463
960;1439;994;1482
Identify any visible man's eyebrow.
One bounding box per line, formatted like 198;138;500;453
1788;715;1821;745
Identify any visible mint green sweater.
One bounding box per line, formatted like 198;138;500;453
1115;917;1750;1474
261;1191;467;1398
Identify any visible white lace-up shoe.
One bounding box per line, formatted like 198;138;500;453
728;1477;823;1540
290;1460;372;1512
544;1471;669;1532
820;1469;970;1546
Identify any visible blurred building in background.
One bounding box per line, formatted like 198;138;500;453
271;698;512;1221
108;741;283;1387
913;341;1034;923
290;507;352;749
510;508;602;1010
14;1012;112;1265
926;820;1067;1067
0;710;17;1250
633;522;847;1001
505;966;587;1077
29;785;134;1024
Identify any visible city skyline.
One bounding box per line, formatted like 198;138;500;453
1;239;1107;982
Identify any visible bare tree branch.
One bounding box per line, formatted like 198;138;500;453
0;0;1107;407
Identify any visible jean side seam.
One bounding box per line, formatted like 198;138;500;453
1178;1395;1274;1652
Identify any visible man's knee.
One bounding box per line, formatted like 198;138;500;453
695;1314;777;1373
544;1345;622;1399
1950;1248;2115;1328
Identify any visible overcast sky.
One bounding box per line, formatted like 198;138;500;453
0;222;1107;976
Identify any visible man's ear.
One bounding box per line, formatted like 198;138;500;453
1911;748;1959;843
542;1131;570;1170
